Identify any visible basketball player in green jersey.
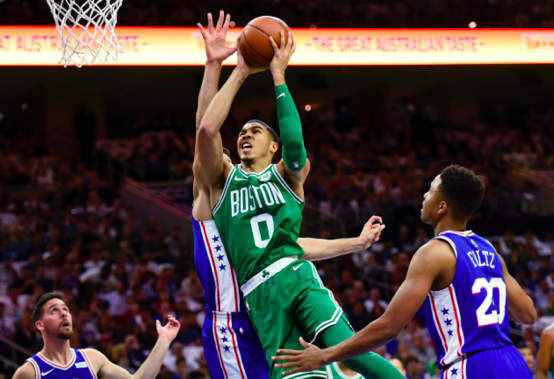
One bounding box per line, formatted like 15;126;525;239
536;323;554;378
196;19;403;379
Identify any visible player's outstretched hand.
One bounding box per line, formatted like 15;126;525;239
235;36;268;77
156;315;180;343
358;215;386;249
272;337;325;376
197;11;236;64
269;30;296;85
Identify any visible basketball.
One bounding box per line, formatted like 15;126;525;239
240;16;290;68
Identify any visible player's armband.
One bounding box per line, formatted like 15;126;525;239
275;85;307;172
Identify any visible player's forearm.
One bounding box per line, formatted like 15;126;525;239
199;68;248;136
273;72;286;86
196;61;222;128
132;337;171;379
509;295;537;324
322;318;398;365
300;237;366;262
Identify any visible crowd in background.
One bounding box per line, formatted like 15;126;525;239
1;100;554;379
106;102;554;237
2;0;554;28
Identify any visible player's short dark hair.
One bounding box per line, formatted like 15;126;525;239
31;292;64;330
222;147;231;158
245;119;279;144
439;165;485;219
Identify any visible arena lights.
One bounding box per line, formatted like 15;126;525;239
1;26;554;66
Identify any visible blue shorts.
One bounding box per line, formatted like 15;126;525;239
203;310;269;379
441;345;532;379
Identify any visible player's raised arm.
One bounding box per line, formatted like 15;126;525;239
269;31;311;194
536;326;554;379
299;216;385;261
273;240;451;375
197;40;266;186
89;316;180;379
497;253;537;324
195;11;236;130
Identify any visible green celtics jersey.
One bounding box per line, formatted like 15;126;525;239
212;164;305;285
326;362;364;379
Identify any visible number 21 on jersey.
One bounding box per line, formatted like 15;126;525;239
472;277;506;327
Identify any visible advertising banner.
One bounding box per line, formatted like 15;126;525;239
1;26;553;66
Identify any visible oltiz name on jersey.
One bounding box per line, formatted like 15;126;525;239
230;182;285;217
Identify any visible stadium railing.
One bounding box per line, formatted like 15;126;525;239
0;335;34;371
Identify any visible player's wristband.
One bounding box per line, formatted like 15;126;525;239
275;85;307;172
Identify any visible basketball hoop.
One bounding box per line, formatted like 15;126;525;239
45;0;124;67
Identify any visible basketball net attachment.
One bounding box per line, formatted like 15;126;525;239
45;0;124;67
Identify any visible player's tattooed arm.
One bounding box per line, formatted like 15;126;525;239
497;253;537;324
195;11;236;129
299;216;385;261
536;326;554;379
273;240;452;375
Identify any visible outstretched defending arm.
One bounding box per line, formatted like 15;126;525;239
194;10;235;200
195;11;236;130
299;216;385;261
88;316;180;379
273;240;453;375
270;31;311;192
197;42;265;186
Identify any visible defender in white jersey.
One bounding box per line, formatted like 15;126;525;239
274;165;537;379
13;292;181;379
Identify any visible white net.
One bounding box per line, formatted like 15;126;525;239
45;0;124;67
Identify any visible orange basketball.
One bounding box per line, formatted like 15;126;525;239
239;16;290;68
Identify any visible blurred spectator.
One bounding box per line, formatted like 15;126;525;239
364;288;389;314
409;332;435;369
172;356;190;379
517;344;535;373
164;226;186;257
404;355;426;379
98;281;130;316
388;358;407;377
163;342;185;374
0;302;15;337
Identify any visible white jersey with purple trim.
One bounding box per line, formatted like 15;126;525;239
26;349;96;379
422;230;512;373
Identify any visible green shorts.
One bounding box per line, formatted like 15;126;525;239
244;259;352;379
